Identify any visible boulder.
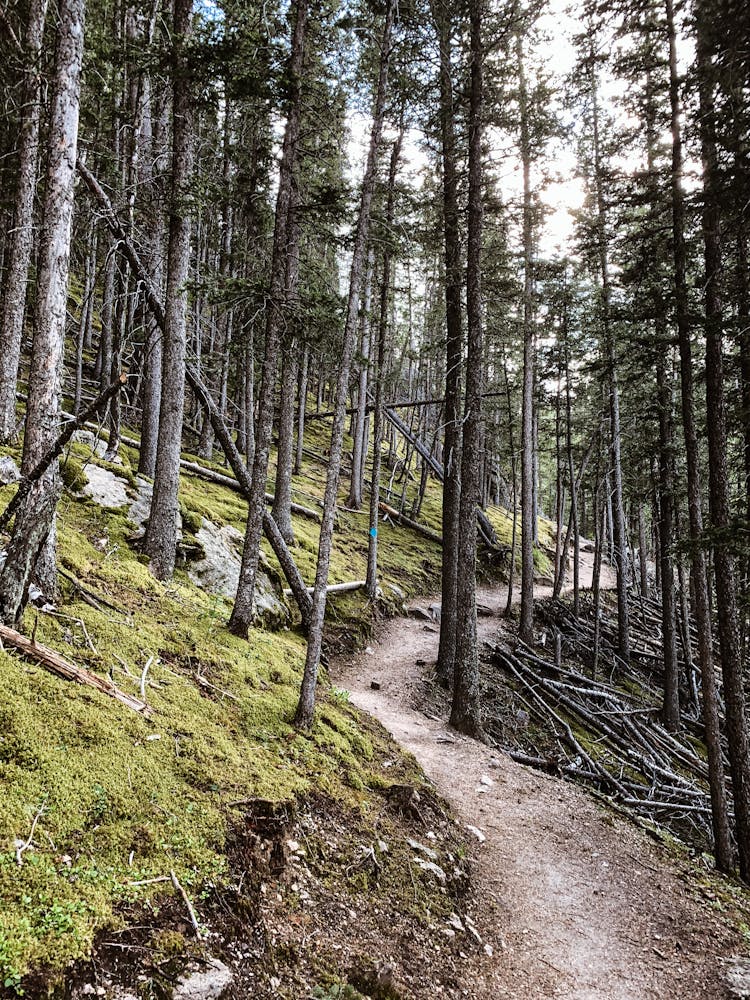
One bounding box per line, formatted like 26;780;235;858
82;465;129;508
0;456;20;485
188;518;290;628
127;477;154;539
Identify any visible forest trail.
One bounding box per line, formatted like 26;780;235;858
334;554;742;999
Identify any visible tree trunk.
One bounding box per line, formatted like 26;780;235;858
666;0;731;874
518;30;536;645
450;0;484;740
295;343;308;475
430;0;463;684
272;341;298;544
294;0;395;730
229;0;308;636
145;0;194;581
589;46;630;659
0;0;85;622
347;252;374;509
696;3;750;880
367;126;403;598
0;0;49;443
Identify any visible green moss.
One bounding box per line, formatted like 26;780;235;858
60;457;86;493
0;405;523;988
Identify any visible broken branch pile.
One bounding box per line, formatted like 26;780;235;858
484;597;724;849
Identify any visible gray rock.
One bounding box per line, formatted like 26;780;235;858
386;582;406;602
188;520;243;598
127;477;154;539
173;957;232;1000
187;518;290;628
407;838;439;861
726;957;750;998
0;455;20;485
412;857;447;883
82;465;129;508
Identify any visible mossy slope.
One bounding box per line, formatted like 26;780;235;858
0;415;545;992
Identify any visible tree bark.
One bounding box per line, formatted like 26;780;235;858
0;0;49;443
294;0;395;730
145;0;194;581
430;0;463;685
588;45;630;659
696;3;750;880
367;127;403;598
518;30;536;645
450;0;484;740
229;0;308;636
0;0;85;623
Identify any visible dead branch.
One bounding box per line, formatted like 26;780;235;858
0;623;151;716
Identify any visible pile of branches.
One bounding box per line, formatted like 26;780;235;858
536;595;702;720
484;596;724;850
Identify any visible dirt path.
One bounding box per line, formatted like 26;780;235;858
334;558;744;999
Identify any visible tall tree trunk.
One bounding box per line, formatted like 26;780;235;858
666;0;731;873
450;0;484;739
0;0;49;443
367;127;403;599
145;0;194;580
229;0;308;636
696;4;750;880
656;351;679;730
518;30;536;644
294;0;395;730
295;343;308;475
430;0;463;684
272;342;298;544
503;343;518;617
0;0;85;622
347;251;374;509
589;46;630;659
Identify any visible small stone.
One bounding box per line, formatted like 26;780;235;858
407;838;438;860
466;825;486;843
479;775;494;787
365;646;375;655
484;943;494;957
447;912;464;932
370;680;382;690
413;857;447;883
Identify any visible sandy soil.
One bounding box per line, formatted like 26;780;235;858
334;556;746;999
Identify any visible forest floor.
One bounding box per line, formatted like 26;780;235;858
334;553;750;1000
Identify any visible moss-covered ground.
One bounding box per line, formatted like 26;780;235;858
0;410;551;993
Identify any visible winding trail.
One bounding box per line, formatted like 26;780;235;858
334;558;742;999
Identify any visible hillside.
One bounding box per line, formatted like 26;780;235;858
0;419;525;997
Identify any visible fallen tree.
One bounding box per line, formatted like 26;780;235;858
378;502;443;546
0;622;151;715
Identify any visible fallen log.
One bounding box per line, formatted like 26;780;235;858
283;580;366;598
378;502;442;545
0;374;128;534
179;460;321;522
0;623;151;715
